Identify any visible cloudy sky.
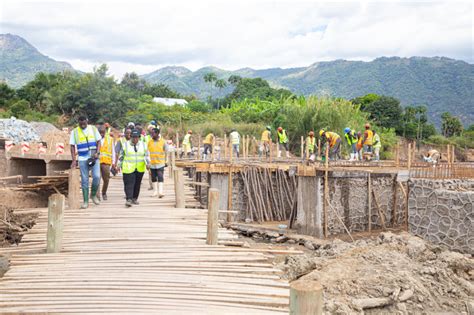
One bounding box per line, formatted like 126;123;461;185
1;0;472;78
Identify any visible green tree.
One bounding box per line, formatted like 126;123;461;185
9;99;29;117
121;72;146;91
228;75;242;85
0;82;16;108
143;83;181;98
441;112;463;137
222;77;292;106
355;95;403;130
203;72;217;84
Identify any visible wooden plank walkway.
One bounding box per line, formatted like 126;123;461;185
0;173;289;314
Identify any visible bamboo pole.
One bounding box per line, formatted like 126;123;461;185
242;135;246;160
407;143;412;170
224;134;227;160
229;137;234;163
368;172;372;233
269;141;273;163
211;136;215;161
447;144;450;165
391;177;398;226
206;188;219;245
173;169;185;208
290;280;323;315
176;132;180;154
47;193;65;253
68;168;81;210
227;166;233;222
323;145;329;238
197;135;201;160
317;139;321;159
301;136;304;160
395;142;400;167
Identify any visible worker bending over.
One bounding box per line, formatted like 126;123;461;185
147;127;168;198
118;130;148;207
277;127;290;158
229;129;240;158
70;116;102;209
202;132;214;160
344;127;358;161
98;126;115;201
181;130;192;158
422;149;440;164
320;129;341;160
306;131;316;161
260;126;272;157
373;130;382;161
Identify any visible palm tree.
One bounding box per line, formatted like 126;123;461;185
214;79;227;108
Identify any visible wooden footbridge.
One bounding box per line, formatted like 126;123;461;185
0;174;290;314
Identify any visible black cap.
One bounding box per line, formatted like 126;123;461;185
131;130;140;138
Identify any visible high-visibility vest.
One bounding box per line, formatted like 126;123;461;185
122;141;146;174
143;134;152;144
203;133;214;145
325;132;340;148
373;134;382;148
73;126;98;158
345;130;357;145
148;139;166;165
261;130;271;142
306;136;316;152
278;130;288;144
364;130;373;146
183;134;191;145
356;137;363;151
229;132;240;145
100;134;113;165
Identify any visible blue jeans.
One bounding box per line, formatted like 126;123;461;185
79;159;100;191
351;143;357;154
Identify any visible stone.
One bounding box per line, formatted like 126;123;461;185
304;241;315;250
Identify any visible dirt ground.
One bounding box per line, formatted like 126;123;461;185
278;231;473;314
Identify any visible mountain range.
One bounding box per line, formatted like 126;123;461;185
1;33;472;125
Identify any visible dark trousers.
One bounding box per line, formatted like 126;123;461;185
150;167;165;183
123;170;144;201
203;144;212;154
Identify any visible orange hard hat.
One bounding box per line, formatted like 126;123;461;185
309;131;314;136
365;123;371;129
188;130;193;134
277;127;283;132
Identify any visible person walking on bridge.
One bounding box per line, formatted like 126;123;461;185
147;127;168;198
98;126;115;201
229;129;240;158
277;127;290;158
70;116;102;209
181;130;193;158
118;130;148;207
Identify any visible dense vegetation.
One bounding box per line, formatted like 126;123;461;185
0;65;472;155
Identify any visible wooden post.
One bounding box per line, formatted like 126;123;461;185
176;132;180;154
173;168;185;208
301;136;304;159
412;140;417;162
391;177;398;226
289;279;323;315
323;145;329;237
368;172;372;232
224;134;227;160
451;145;455;164
252;136;256;157
211;136;216;161
207;188;219;245
395;142;400;167
197;134;201;160
269;141;273;163
68;168;81;209
46;193;65;253
229;138;234;163
227;166;233;222
407;143;412;170
317;139;321;159
247;135;251;159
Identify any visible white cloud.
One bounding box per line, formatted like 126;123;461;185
1;0;472;77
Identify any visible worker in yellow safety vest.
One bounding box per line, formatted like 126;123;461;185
98;125;115;201
203;132;214;160
356;131;363;161
319;129;341;160
344;127;358;161
277;127;290;158
363;123;373;156
260;126;272;157
229;129;240;158
181;130;192;158
147;127;168;198
306;131;316;160
373;130;382;161
118;129;148;207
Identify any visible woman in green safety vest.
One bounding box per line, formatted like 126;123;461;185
344;127;358;161
373;130;382;161
118;129;149;208
277;127;290;158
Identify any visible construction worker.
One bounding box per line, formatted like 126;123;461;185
363;123;373;159
147;127;168;198
422;149;440;164
114;127;132;169
355;131;363;161
98;126;115;201
229;129;240;158
373;130;382;161
306;131;316;161
344;127;358;161
70;116;102;209
203;132;214;160
320;129;341;160
181;130;192;158
277;127;290;158
118;129;148;207
260;126;272;157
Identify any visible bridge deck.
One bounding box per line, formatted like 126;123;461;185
0;174;289;314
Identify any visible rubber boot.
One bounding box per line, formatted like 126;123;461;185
80;188;89;209
152;182;158;197
158;182;164;198
91;185;100;205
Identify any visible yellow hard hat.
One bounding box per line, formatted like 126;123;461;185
319;129;325;137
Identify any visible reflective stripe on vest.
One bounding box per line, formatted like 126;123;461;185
230;132;239;144
74;126;97;157
364;130;373;146
345;131;357;145
122;141;146;174
278;130;288;144
148;139;166;165
306;136;316;151
100;135;113;165
183;134;191;145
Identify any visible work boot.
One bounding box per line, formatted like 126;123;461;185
91;186;100;205
102;194;108;201
132;199;139;205
152;182;158;197
158;182;164;198
80;188;89;209
125;199;132;207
